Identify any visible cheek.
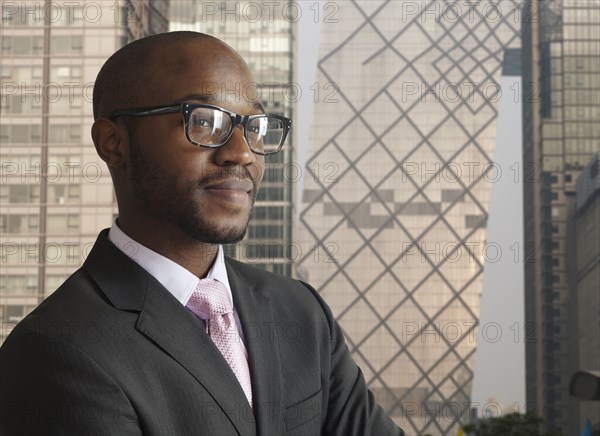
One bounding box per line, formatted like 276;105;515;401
170;154;211;193
248;159;265;184
135;123;208;176
134;116;187;154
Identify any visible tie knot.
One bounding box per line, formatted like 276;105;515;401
187;279;232;320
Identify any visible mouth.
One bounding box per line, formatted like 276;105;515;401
204;178;253;193
203;178;254;206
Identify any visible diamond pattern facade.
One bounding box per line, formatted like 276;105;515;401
296;2;521;434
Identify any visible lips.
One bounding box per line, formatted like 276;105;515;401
204;178;254;193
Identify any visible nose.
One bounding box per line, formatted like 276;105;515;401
213;125;257;167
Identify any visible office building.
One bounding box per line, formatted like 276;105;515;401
0;0;169;341
573;152;600;431
296;1;521;434
522;0;600;433
170;1;294;276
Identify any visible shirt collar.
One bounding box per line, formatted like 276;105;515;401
107;219;233;307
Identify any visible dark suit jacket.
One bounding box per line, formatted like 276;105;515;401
0;230;404;436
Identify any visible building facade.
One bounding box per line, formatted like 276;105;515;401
295;1;521;435
0;0;169;341
522;0;600;433
574;152;600;432
170;1;294;276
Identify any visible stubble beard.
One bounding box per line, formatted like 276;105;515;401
127;140;256;245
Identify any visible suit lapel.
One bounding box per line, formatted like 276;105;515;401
226;260;285;436
84;231;256;436
135;279;256;436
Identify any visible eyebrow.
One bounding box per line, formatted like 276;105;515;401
177;93;265;113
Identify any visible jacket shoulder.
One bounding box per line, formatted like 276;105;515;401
225;256;335;326
3;267;112;341
225;256;318;298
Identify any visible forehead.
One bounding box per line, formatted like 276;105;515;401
146;40;260;108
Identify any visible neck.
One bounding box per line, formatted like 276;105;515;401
116;215;219;279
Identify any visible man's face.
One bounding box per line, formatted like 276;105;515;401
120;40;265;244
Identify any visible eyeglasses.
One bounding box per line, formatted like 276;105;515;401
110;103;292;156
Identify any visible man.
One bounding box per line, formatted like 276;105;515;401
0;32;404;435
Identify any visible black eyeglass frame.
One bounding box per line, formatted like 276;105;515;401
110;103;292;156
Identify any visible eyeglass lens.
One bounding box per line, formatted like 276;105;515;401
188;107;285;153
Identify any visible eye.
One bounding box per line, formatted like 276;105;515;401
191;118;211;128
247;118;268;137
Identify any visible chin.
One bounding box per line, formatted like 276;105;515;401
179;218;248;245
208;227;247;245
174;197;254;245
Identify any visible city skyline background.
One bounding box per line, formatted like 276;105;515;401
522;0;600;433
295;2;522;434
298;9;527;416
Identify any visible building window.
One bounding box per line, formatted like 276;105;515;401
51;35;83;54
5;305;26;323
33;36;43;53
67;215;79;228
12;126;29;143
28;215;39;229
32;66;43;79
67;245;79;263
8;185;28;203
69;185;81;199
48;125;81;143
0;126;8;143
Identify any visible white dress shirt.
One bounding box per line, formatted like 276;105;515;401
108;220;247;354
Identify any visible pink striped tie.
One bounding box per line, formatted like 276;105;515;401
186;278;253;408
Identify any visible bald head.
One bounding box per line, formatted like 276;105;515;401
92;31;249;120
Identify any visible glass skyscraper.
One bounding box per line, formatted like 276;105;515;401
574;152;600;433
0;0;169;341
522;0;600;434
296;1;521;434
170;0;294;276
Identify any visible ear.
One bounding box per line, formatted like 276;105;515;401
91;118;129;169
